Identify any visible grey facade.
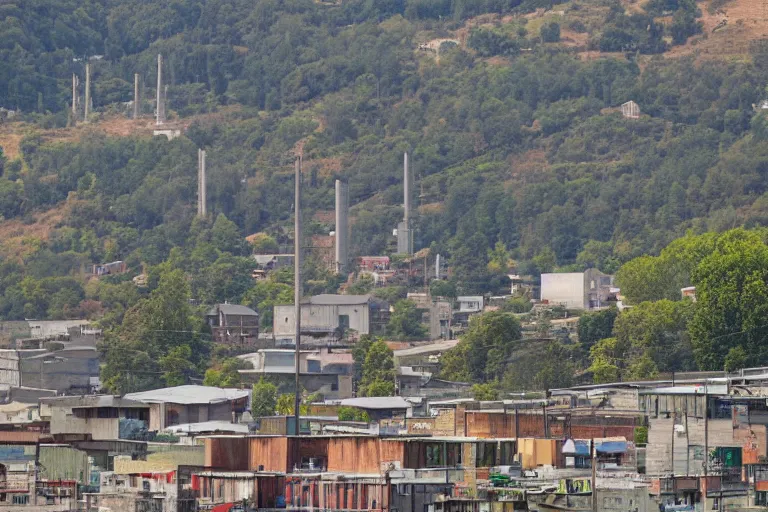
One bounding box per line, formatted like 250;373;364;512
273;294;388;344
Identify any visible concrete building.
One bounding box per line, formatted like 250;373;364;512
40;396;150;441
456;296;483;313
540;268;614;310
430;300;452;340
125;385;249;431
273;294;388;345
205;303;259;345
27;320;92;339
237;349;354;399
0;347;99;394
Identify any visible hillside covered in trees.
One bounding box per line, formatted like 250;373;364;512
1;0;768;390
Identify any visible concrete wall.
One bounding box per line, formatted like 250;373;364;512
274;304;370;336
541;273;586;309
0;351;20;386
646;416;735;476
274;305;338;336
20;352;98;392
338;304;370;334
48;407;118;439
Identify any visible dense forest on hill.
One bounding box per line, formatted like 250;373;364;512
0;0;767;390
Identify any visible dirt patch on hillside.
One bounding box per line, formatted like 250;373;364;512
665;0;768;60
0;204;66;260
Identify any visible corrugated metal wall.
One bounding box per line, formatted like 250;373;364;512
39;445;89;484
249;437;288;472
205;437;249;471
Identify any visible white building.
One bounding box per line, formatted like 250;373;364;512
540;268;614;310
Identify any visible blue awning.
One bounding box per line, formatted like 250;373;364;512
595;440;627;454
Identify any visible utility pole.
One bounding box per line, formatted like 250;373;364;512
294;156;302;446
133;73;140;119
591;439;597;512
84;62;91;123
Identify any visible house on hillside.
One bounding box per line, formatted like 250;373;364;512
273;294;389;346
0;346;99;394
237;348;353;399
125;385;249;431
206;303;259;345
40;395;150;440
621;100;640;119
540;268;614;310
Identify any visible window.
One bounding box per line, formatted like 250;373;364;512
426;444;443;467
339;315;350;330
500;442;515;465
97;407;116;418
476;442;497;467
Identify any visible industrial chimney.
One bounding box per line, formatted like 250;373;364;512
197;149;207;217
133;73;140;120
84;62;91;123
397;152;413;255
156;54;165;125
335;180;349;274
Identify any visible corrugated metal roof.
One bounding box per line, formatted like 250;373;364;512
639;385;728;396
339;397;411;410
165;421;249;435
41;395;147;408
125;385;249;404
206;304;258;317
393;340;461;357
308;294;372;305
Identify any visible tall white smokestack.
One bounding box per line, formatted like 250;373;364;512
72;74;78;123
397;152;413;255
198;149;207;217
84;62;91;123
404;152;410;226
156;54;165;125
335;180;349;274
133;73;140;120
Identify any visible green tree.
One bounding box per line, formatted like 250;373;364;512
533;342;576;390
588;337;624;384
441;311;522;382
472;382;499;400
203;358;249;387
101;268;204;394
337;406;370;422
249;232;279;254
364;379;396;397
387;299;426;339
360;340;395;397
540;22;561;43
613;299;694;374
689;229;768;370
724;346;748;373
212;213;247;255
159;345;195;386
251;377;278;417
577;308;618;351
